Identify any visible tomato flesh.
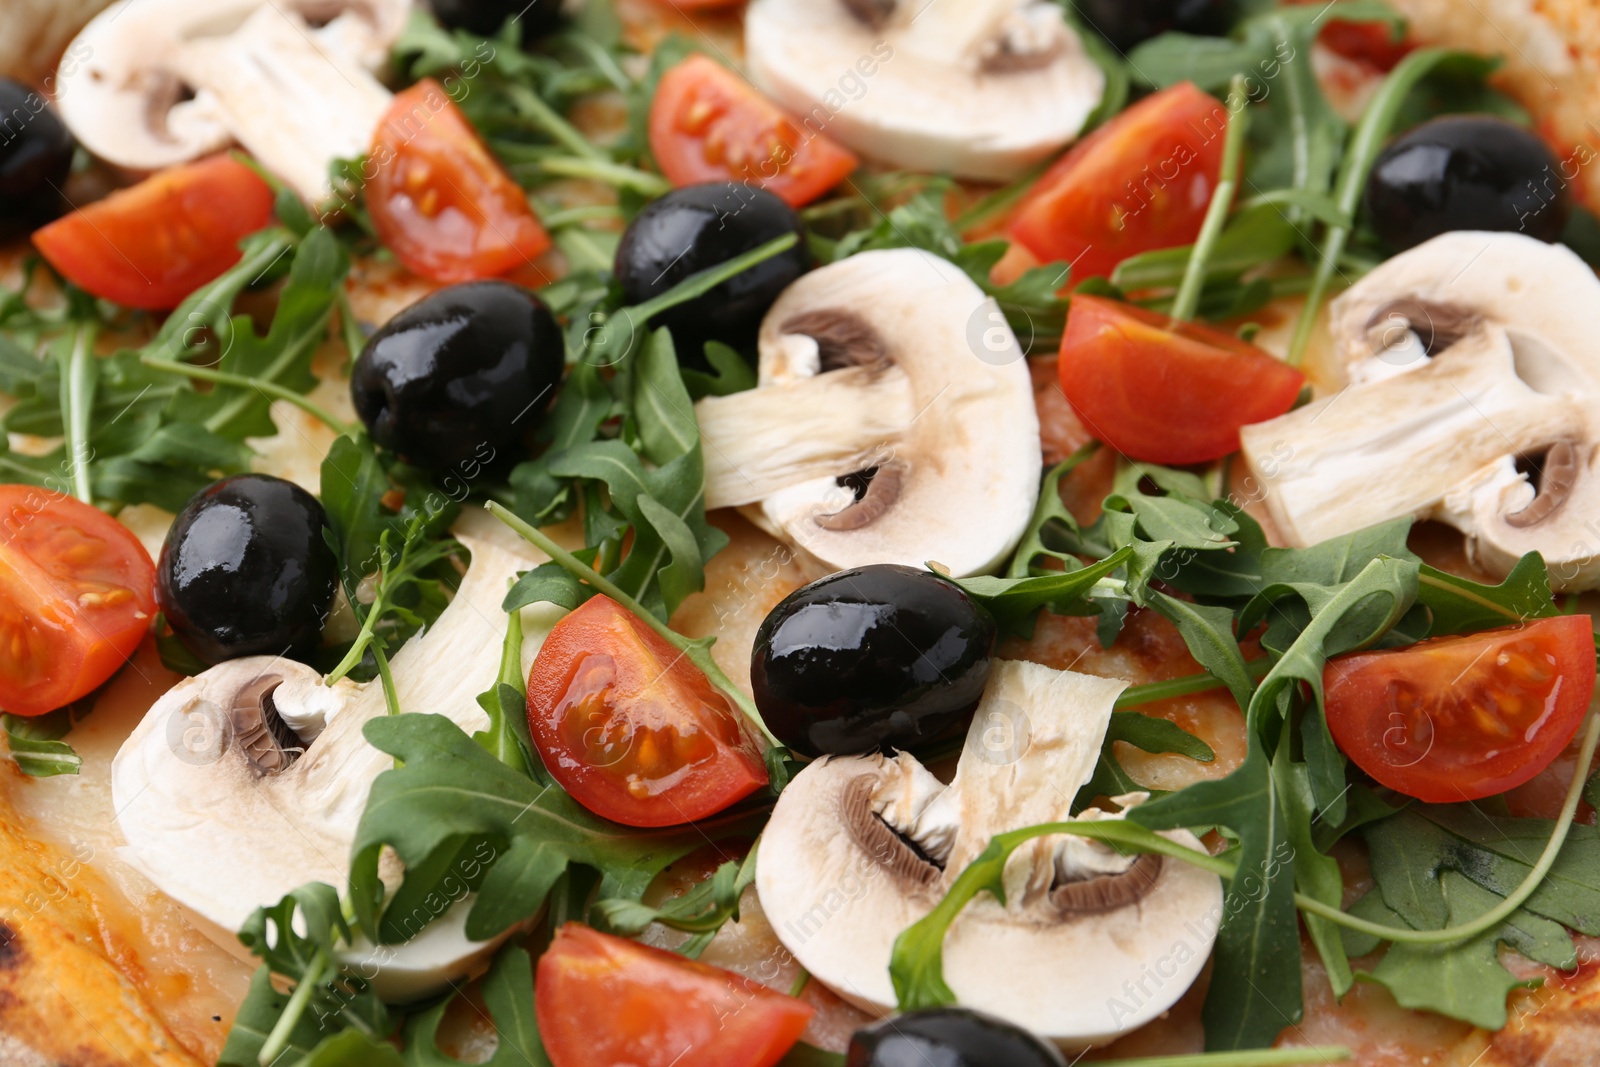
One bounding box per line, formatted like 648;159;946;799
537;924;812;1067
1009;82;1229;283
1057;294;1305;464
1325;615;1596;803
368;79;552;284
0;487;156;716
527;595;768;827
31;154;275;310
649;55;859;208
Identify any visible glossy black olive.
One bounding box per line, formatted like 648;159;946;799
1074;0;1235;52
0;78;73;223
847;1008;1066;1067
750;564;996;757
614;182;811;367
1365;115;1570;251
158;475;338;666
428;0;562;40
351;281;563;475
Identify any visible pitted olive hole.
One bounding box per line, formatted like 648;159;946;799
842;775;943;891
1507;441;1581;529
230;676;304;776
1050;852;1164;915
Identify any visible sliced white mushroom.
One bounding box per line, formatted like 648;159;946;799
695;248;1041;577
1241;231;1600;589
112;509;560;999
757;659;1222;1049
745;0;1103;181
54;0;407;201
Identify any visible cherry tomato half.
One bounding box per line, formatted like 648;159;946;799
0;487;156;716
536;924;812;1067
368;79;552;284
1057;294;1304;464
649;54;859;208
1009;82;1230;283
32;154;274;311
526;595;768;827
1325;615;1596;803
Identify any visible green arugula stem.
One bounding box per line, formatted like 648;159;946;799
337;289;366;369
1116;658;1274;709
787;968;811;998
326;536;418;687
504;83;609;163
257;947;328;1066
1287;48;1454;365
539;156;673;197
61;323;97;504
916;710;1599;970
539;203;624;228
488;501;781;747
148;234;296;360
1170;76;1249;323
623;233;798;326
373;645;400;718
138;356;356;438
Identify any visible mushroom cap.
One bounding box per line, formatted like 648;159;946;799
1241;231;1600;588
756;659;1222;1048
111;511;559;996
698;248;1041;577
56;0;406;191
746;0;1104;182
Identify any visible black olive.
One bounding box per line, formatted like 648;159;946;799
614;182;811;368
847;1008;1066;1067
750;564;996;757
428;0;562;40
0;78;73;224
1365;115;1570;251
1073;0;1235;52
351;281;564;475
158;475;338;666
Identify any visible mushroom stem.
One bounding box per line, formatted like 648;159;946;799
697;367;915;509
173;5;393;202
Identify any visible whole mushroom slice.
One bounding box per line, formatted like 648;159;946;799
756;659;1222;1048
1240;231;1600;588
745;0;1103;182
56;0;408;202
695;248;1041;577
112;510;556;999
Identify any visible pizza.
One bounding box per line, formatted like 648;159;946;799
2;1;1600;1066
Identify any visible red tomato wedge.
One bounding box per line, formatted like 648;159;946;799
368;79;552;284
1057;294;1304;464
1009;82;1230;283
0;487;156;716
536;924;812;1067
649;54;859;208
526;595;768;827
31;154;274;311
1325;615;1596;803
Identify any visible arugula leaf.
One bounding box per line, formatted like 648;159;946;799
1351;804;1600;1027
220;883;395;1067
948;548;1131;632
473;606;537;777
1131;742;1302;1050
1416;554;1556;636
401;945;550;1066
1;710;81;778
347;714;768;946
1075;710;1216;812
594;844;759;958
